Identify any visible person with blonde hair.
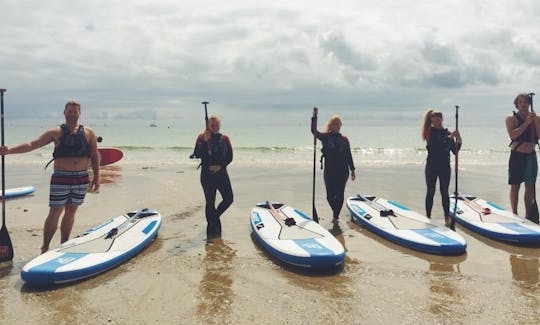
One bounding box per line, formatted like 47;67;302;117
421;109;461;226
0;101;100;252
505;93;540;222
311;109;355;220
192;115;233;239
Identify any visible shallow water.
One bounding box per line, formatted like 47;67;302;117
0;158;538;324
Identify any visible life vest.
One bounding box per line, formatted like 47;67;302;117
195;133;231;168
425;127;454;163
510;111;538;148
320;133;349;169
53;124;91;158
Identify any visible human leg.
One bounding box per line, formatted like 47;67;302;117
425;163;437;218
42;207;64;253
439;166;451;226
60;204;80;243
201;172;219;237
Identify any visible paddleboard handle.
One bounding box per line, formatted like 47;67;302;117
105;227;118;239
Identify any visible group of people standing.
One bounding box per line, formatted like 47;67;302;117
0;92;538;253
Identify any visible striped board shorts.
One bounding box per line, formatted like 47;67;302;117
49;170;90;207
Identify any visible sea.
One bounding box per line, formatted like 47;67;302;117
1;108;512;170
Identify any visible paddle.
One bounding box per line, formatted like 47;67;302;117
528;92;539;224
266;201;296;226
0;88;14;262
455;194;491;215
189;101;210;159
312;107;319;223
450;105;460;231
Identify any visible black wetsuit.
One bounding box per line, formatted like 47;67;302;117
194;133;234;238
424;127;459;218
312;118;355;217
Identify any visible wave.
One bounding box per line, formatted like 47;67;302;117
113;145;511;155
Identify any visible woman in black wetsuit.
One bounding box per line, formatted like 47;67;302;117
193;115;233;239
311;109;356;220
421;109;462;227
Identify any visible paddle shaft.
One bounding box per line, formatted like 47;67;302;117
202;101;209;130
312;107;319;223
451;106;460;230
528;93;539;224
1;89;5;226
0;88;13;262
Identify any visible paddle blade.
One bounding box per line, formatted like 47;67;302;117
449;213;456;231
527;201;539;224
312;206;319;223
0;224;14;262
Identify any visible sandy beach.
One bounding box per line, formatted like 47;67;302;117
0;157;539;324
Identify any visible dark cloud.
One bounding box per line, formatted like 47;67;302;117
318;31;377;72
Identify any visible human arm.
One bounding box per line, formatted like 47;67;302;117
450;130;462;154
311;107;324;140
506;114;534;141
87;127;100;192
0;128;58;155
344;136;356;180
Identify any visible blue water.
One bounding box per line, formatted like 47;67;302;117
2;113;511;167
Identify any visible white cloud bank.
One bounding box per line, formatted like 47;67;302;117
1;0;539;121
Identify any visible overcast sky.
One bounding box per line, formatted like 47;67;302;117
1;0;539;123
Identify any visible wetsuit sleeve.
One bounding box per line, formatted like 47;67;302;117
223;135;233;167
450;137;461;155
344;136;355;171
311;117;324;140
194;134;210;166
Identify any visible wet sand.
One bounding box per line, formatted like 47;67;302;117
0;160;539;324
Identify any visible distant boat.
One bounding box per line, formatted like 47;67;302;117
149;113;157;127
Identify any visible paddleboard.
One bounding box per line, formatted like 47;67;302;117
98;147;123;166
1;186;35;199
347;195;467;255
450;194;540;245
21;208;161;285
251;202;345;268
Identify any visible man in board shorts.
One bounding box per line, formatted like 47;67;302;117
505;93;540;222
0;101;100;252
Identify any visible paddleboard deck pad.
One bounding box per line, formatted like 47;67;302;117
21;208;161;285
1;186;35;199
450;194;540;245
347;195;467;255
251;203;345;268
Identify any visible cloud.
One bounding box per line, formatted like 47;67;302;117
0;0;539;121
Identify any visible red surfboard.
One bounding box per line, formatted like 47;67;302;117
98;148;124;166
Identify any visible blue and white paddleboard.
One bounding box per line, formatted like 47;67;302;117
347;195;467;255
1;186;35;199
251;203;345;268
21;208;161;285
450;194;540;245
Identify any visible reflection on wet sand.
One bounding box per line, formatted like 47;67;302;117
20;281;86;323
98;165;122;185
346;217;468;318
510;254;539;285
510;255;540;322
197;239;236;324
427;259;465;318
0;263;13;321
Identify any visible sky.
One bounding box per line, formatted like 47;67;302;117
1;0;540;126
